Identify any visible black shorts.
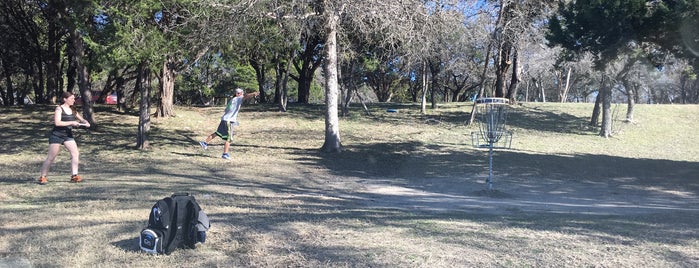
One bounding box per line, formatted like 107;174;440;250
214;120;235;142
48;130;74;144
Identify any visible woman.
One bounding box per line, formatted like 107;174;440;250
38;91;90;185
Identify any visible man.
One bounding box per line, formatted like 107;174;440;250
200;88;245;159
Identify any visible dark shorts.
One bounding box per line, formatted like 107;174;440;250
214;120;234;142
48;130;74;144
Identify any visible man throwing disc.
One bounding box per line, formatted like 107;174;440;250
199;88;246;159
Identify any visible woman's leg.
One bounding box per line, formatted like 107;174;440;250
64;140;80;175
40;143;61;177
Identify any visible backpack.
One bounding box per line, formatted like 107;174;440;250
139;193;210;254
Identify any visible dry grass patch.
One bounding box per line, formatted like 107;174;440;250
1;102;698;267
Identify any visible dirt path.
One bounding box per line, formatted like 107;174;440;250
350;176;699;215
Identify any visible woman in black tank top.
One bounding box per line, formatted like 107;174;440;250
38;91;91;185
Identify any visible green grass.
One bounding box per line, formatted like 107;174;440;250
0;102;698;267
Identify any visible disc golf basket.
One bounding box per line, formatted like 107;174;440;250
471;97;512;190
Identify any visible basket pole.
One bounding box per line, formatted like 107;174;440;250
475;97;510;191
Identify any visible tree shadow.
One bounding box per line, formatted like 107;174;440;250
3;104;698;266
433;103;592;134
3;139;697;266
294;140;699;215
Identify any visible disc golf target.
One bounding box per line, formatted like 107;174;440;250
471;97;512;190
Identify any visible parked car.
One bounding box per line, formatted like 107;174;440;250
105;93;117;105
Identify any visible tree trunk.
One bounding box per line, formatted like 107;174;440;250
293;35;322;104
540;80;546;102
273;53;284;105
622;79;636;122
468;38;494;125
599;80;612;137
275;51;293;112
590;90;602;126
339;60;349;116
297;77;312;103
19;73;30;104
116;75;126;112
428;60;440;109
421;61;427;115
46;15;61;104
2;59;14;106
249;58;268;103
157;56;175;118
494;41;511;98
66;49;76;93
626;87;635;122
505;48;520;103
33;60;45;104
280;56;292;112
137;61;151;149
524;80;530;102
320;13;342;153
560;67;572;103
69;26;95;127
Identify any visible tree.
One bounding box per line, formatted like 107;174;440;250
548;0;650;137
101;0;173;148
364;55;403;102
320;0;427;152
547;0;699;136
488;0;555;101
152;1;214;118
320;9;342;152
465;0;555;124
257;0;427;152
65;0;105;128
410;1;477;111
292;33;324;104
0;0;43;105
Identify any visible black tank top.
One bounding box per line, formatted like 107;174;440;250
52;106;76;135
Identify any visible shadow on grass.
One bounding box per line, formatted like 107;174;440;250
432;103;591;134
111;237;142;252
302;140;699;185
2;104;697;266
2;145;697;266
0;105;142;155
280;140;699;217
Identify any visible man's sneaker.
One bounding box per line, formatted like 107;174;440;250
222;153;231;160
70;174;82;183
199;141;208;150
38;176;48;185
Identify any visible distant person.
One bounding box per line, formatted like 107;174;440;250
199;88;247;159
39;91;91;185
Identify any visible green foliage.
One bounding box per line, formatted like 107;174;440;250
233;63;258;93
174;51;260;104
309;80;324;103
547;0;648;68
389;83;412;103
547;0;699;69
641;0;699;63
100;0;168;66
176;69;210;105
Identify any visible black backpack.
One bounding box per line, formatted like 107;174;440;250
139;193;210;254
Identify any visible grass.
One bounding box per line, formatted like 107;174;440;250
0;101;698;267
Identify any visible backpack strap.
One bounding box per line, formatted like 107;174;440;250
163;195;200;253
